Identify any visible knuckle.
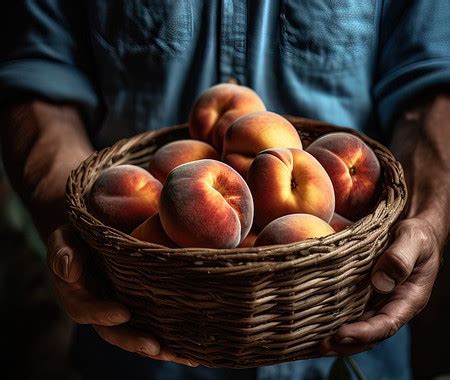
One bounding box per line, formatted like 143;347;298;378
411;220;434;248
384;251;412;280
385;317;401;338
398;219;436;249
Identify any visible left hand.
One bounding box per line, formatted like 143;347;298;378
320;93;450;357
320;216;442;356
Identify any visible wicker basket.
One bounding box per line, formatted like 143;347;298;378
66;116;407;368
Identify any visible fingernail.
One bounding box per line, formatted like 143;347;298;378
144;341;160;356
339;337;356;345
324;351;338;357
56;252;70;280
372;271;395;293
108;314;128;324
188;360;199;367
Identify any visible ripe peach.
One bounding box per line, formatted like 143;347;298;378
222;111;303;178
131;214;178;248
87;165;162;233
306;132;381;219
189;83;266;151
159;159;254;248
254;214;335;247
237;230;258;248
148;139;219;184
330;213;353;232
247;148;335;228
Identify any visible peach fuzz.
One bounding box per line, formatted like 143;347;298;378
189;83;266;151
306;132;381;219
148;139;219;184
222;111;303;178
131;214;178;248
330;213;353;232
254;214;335;247
247;148;335;228
159;159;254;249
87;165;162;233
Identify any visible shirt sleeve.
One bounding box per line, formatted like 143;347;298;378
373;0;450;131
0;0;99;127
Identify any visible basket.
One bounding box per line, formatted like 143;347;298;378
66;116;408;368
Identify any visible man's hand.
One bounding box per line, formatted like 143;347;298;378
320;94;450;356
47;224;198;366
1;100;198;367
321;218;441;356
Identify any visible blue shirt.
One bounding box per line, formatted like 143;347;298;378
2;1;450;379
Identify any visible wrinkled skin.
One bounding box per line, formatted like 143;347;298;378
320;94;450;357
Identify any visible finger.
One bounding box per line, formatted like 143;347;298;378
333;283;429;345
94;325;199;367
94;324;161;357
138;347;199;367
53;276;130;326
320;336;374;357
47;224;85;283
327;257;439;349
371;219;434;293
166;355;200;367
136;351;199;367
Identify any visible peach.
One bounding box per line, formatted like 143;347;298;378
87;164;162;233
306;132;381;219
247;148;335;228
330;213;353;232
222;111;303;178
131;214;178;248
254;214;335;247
237;230;258;248
148;139;219;183
160;159;254;248
189;83;266;151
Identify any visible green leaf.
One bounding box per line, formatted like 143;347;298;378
344;357;366;380
328;357;367;380
433;375;450;380
328;358;352;380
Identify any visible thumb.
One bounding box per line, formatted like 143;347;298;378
371;219;433;293
47;224;84;283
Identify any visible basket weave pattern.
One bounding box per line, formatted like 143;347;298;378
66;117;407;368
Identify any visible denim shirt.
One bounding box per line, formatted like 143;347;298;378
2;1;450;379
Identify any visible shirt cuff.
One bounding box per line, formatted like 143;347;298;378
0;59;100;128
374;58;450;131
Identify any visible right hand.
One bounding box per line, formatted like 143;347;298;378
46;224;198;367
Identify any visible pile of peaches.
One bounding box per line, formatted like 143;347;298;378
87;84;381;249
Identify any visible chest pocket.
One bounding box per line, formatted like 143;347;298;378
280;0;376;71
91;0;193;59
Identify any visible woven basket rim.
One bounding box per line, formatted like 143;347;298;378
66;116;407;265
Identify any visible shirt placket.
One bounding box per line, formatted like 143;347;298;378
219;0;247;85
